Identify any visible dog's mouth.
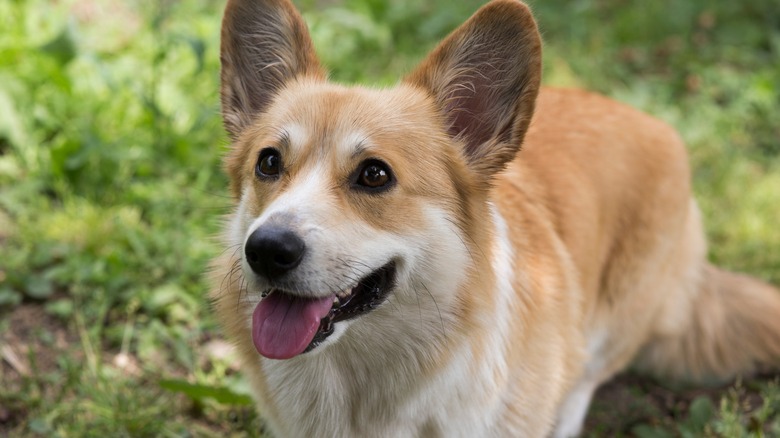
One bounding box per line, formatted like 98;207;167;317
251;262;396;360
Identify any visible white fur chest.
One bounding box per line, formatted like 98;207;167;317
255;341;509;438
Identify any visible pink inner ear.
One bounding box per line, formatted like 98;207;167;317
443;57;514;157
403;1;542;173
445;74;493;151
220;0;324;139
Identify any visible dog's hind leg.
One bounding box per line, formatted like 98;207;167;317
553;198;708;437
633;202;780;382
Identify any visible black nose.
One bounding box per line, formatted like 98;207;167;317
244;226;306;280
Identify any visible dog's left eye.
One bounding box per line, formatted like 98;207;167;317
256;148;282;179
354;160;393;191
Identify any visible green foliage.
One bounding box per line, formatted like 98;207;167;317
301;0;484;83
0;0;228;310
160;378;253;406
711;380;780;437
632;397;717;438
0;0;778;436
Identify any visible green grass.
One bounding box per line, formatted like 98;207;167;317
0;0;778;436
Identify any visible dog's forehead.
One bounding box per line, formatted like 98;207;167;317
266;81;439;159
274;121;369;160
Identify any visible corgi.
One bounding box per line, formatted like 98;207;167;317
209;0;780;436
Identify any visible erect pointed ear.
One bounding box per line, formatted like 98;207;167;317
404;0;542;177
220;0;325;139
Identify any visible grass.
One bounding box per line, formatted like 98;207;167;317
0;0;778;436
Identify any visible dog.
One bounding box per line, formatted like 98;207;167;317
209;0;780;436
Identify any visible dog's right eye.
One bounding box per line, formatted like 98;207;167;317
352;159;394;193
256;148;282;179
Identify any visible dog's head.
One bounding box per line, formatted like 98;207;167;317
217;0;541;360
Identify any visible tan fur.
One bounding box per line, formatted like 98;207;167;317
211;1;780;436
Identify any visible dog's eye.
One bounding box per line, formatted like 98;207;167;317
256;148;282;179
354;160;393;191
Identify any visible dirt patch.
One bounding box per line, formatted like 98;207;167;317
0;304;80;433
1;304;75;379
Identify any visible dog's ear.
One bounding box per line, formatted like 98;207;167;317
220;0;324;139
405;0;541;177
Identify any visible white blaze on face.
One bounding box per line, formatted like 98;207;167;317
246;165;327;237
283;123;310;154
336;130;370;158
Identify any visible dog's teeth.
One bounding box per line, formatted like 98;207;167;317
332;296;340;307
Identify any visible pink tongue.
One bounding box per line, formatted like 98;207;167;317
252;292;335;360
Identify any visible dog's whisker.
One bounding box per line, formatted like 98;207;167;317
218;243;243;257
420;282;447;341
443;216;488;264
413;281;424;334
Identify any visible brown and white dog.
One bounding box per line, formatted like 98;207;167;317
209;0;780;436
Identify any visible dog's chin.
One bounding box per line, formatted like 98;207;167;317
251;261;397;359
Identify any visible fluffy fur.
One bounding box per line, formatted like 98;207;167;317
210;1;780;436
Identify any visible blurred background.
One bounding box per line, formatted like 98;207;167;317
0;0;778;436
